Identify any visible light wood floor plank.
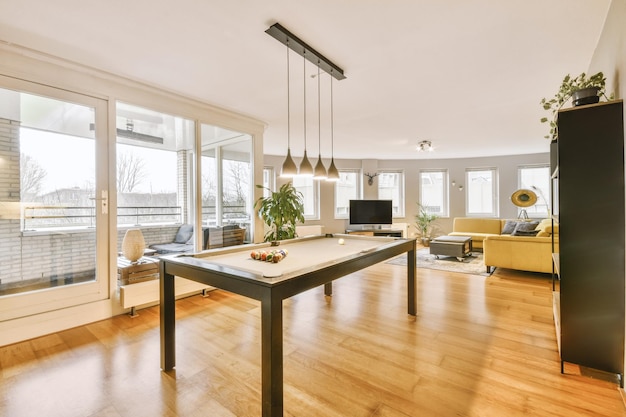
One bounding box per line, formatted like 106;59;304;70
1;261;625;417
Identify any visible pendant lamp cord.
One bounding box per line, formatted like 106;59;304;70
303;50;307;152
330;69;334;157
318;61;321;156
286;40;290;149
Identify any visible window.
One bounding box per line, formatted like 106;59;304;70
466;168;498;217
378;170;405;217
335;169;361;218
116;102;195;226
200;125;253;229
419;169;448;217
262;167;275;198
518;164;550;218
292;176;319;220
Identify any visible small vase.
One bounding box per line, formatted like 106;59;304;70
122;229;145;262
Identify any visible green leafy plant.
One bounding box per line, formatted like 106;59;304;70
540;71;613;140
414;203;438;240
255;182;305;242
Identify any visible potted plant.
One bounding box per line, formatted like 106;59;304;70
414;203;438;246
255;182;305;242
540;71;614;140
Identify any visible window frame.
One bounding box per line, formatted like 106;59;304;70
334;169;361;219
377;169;405;218
418;169;449;218
262;166;275;197
292;176;320;220
517;164;550;218
465;167;499;217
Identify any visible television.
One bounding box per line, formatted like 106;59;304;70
349;199;393;226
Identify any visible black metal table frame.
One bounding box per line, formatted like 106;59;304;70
160;236;416;417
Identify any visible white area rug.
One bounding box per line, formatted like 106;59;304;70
386;248;492;276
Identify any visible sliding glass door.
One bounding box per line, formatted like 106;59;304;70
0;77;109;321
115;102;197;251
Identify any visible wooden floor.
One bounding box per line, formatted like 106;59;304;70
1;260;625;417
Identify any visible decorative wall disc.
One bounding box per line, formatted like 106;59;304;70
511;189;537;207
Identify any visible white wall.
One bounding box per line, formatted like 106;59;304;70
264;152;550;237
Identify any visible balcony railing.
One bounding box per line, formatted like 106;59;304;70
22;205;250;230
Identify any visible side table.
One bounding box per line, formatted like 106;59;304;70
429;235;473;262
117;256;159;317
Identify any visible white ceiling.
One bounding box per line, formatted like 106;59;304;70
0;0;612;160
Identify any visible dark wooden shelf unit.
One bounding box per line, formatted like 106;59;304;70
553;100;625;386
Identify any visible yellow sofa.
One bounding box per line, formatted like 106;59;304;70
448;217;559;274
448;217;504;249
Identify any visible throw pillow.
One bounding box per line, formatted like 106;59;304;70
174;224;194;243
512;221;540;236
502;220;519;234
512;229;540;237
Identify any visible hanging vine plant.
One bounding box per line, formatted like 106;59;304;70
540;71;614;140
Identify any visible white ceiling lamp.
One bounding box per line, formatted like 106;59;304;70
298;49;314;177
417;140;434;152
326;69;340;181
313;61;327;180
280;39;297;177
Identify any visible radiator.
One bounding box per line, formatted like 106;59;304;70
119;277;212;316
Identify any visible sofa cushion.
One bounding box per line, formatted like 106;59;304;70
174;224;194;243
534;219;557;237
453;218;503;235
150;242;193;254
483;234;555;273
512;221;539;234
512;229;540;236
501;220;519;234
543;223;559;235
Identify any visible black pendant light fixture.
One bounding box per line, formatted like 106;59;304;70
265;23;345;180
313;61;327;180
280;39;297;177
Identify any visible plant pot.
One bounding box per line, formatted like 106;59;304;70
571;87;600;107
421;237;431;247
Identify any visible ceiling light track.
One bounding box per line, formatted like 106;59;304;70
265;23;346;81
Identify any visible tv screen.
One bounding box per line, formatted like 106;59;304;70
349;200;393;225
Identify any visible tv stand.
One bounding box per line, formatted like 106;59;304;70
346;228;403;238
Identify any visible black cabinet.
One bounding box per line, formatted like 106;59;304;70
553;100;624;384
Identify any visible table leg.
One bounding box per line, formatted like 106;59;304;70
407;246;416;316
324;282;333;296
261;293;283;416
160;264;176;371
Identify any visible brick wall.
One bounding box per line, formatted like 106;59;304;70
0;118;23;284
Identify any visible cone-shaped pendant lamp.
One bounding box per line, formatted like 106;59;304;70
326;70;340;181
280;40;297;177
298;50;314;176
313;62;327;179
